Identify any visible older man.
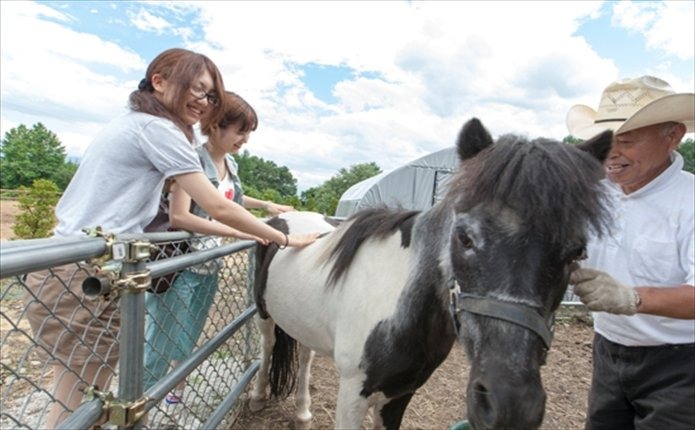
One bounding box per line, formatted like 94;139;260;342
566;75;695;430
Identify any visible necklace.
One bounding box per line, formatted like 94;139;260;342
215;159;227;180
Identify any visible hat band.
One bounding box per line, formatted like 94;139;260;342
595;118;627;124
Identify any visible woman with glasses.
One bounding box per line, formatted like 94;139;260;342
24;48;318;429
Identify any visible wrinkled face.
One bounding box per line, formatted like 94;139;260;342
450;204;584;430
608;123;681;194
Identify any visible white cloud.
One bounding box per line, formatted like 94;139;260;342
1;1;145;154
127;8;172;34
192;0;622;189
1;0;692;193
612;1;694;60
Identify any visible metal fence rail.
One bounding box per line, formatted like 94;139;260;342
0;231;260;429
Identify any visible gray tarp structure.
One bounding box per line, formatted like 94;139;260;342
335;146;459;218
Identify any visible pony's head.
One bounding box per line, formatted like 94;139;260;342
443;118;611;429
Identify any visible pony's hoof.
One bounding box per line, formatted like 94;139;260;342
248;397;266;412
294;414;312;430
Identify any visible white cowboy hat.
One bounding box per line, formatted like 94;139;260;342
566;75;695;140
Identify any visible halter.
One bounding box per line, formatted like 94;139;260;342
449;282;555;350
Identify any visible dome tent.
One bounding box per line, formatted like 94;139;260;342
335;146;459;217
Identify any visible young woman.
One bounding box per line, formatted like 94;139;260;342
143;91;292;404
24;48;317;428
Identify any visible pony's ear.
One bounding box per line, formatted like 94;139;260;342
457;118;494;160
576;130;613;163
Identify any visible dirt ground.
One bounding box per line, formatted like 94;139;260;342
1;200;19;240
232;312;594;430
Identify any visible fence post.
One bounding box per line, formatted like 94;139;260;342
113;241;151;429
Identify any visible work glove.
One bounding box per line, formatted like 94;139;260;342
569;268;638;315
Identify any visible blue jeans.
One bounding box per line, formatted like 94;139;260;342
143;270;219;391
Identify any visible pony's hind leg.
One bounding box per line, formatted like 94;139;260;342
294;345;315;429
249;315;275;412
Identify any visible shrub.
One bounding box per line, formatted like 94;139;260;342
12;179;60;239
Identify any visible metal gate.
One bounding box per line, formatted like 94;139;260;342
1;230;260;429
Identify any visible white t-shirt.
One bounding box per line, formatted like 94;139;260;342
55;112;202;236
585;152;695;346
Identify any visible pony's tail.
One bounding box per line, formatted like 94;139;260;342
269;325;297;398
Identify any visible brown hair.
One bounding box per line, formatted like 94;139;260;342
200;91;258;136
129;48;226;142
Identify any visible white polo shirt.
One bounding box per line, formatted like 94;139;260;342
585;152;695;346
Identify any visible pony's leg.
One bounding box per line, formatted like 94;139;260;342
334;376;370;430
371;403;385;430
372;394;414;430
293;345;315;430
249;315;275;411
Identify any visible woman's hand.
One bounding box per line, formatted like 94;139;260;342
286;232;320;248
264;202;296;215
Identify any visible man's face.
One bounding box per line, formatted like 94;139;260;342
606;123;681;194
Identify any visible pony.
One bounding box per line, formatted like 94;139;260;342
250;118;612;429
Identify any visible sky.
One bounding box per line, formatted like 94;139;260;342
1;1;694;193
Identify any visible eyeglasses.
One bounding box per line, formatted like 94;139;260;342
190;86;219;106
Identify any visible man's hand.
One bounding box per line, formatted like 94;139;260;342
570;268;638;315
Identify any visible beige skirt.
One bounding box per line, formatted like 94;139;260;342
23;263;120;366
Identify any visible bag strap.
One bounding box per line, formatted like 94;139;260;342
144;181;173;232
224;154;245;204
196;145;220;188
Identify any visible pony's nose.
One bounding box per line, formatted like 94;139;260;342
469;380;497;428
467;377;546;430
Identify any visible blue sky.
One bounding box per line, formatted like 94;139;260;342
1;1;693;192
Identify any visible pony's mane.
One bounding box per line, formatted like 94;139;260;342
448;134;609;243
328;207;419;285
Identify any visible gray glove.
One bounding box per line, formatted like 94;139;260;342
570;268;638;315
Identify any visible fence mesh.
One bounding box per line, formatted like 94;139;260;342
0;237;259;430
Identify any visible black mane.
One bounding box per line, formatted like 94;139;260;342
328;207;419;285
448;134;610;244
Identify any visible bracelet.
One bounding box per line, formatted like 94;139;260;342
279;233;289;249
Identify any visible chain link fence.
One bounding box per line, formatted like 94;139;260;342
1;232;260;429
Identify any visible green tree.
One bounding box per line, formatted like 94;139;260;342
301;162;382;215
677;138;694;174
0;123;78;190
12;179;60;239
234;150;298;201
562;135;584;145
53;160;79;190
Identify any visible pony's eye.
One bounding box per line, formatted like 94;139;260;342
566;247;587;263
458;231;474;249
577;248;587;261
